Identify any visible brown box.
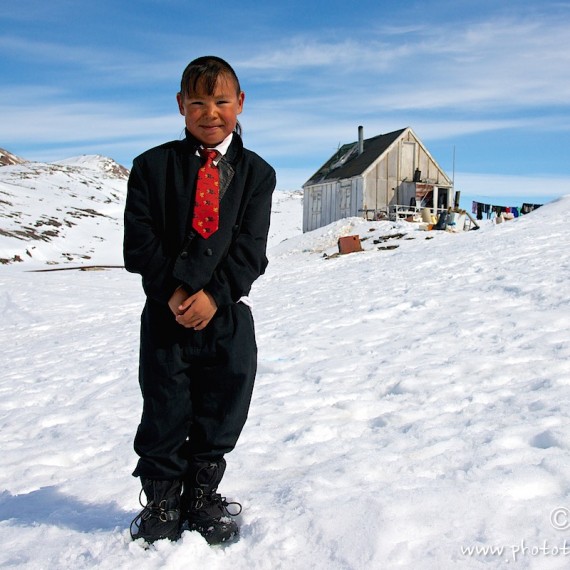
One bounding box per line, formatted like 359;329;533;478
338;235;363;254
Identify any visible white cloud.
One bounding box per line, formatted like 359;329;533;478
0;99;181;145
238;14;570;111
237;37;405;73
0;35;182;87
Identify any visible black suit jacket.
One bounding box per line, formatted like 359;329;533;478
123;132;276;308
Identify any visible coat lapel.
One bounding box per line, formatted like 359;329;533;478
174;138;201;241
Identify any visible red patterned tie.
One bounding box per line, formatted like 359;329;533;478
192;149;219;238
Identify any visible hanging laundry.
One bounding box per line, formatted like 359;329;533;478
521;203;543;214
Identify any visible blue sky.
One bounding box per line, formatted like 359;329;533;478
2;0;569;206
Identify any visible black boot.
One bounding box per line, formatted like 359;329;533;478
181;459;242;545
130;479;182;543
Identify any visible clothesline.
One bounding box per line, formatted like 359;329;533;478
472;201;542;220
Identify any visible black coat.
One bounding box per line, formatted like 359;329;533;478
123;132;276;308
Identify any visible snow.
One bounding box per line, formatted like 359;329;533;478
1;161;570;568
0;156;126;265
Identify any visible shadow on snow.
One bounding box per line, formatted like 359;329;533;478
0;486;132;533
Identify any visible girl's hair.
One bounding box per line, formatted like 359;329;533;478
179;56;243;136
179;56;241;98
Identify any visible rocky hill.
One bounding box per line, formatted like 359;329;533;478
0;148;26;167
0;153;129;266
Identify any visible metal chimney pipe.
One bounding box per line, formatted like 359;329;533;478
358;125;364;155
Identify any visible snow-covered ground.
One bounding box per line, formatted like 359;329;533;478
1;160;570;568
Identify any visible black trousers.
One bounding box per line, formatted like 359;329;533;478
133;300;257;480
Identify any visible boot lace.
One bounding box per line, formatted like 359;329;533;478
192;487;242;518
130;487;180;540
191;463;242;519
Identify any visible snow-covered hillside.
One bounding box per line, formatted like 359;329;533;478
0;155;128;265
1;156;570;569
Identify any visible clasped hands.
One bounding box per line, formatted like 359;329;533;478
168;286;218;330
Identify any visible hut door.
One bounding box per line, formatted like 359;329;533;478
338;182;352;219
311;189;322;229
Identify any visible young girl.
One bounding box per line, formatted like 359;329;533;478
124;56;276;545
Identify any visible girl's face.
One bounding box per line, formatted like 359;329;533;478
177;74;244;147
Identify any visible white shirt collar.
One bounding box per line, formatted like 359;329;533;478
196;132;233;165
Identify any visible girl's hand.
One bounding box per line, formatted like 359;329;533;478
168;286;190;316
175;289;218;330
